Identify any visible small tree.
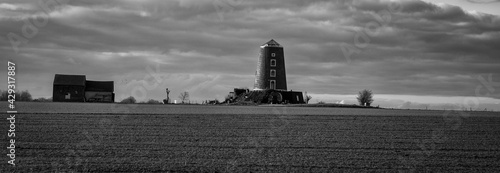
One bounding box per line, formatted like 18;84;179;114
305;92;312;104
178;91;189;104
120;96;136;104
357;89;374;106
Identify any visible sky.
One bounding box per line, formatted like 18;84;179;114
0;0;499;110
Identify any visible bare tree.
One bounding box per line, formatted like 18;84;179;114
305;92;312;104
178;91;189;104
357;89;374;106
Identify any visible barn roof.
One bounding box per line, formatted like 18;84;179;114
53;74;86;86
261;39;282;47
85;80;114;92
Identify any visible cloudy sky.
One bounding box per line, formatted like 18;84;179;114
1;0;499;110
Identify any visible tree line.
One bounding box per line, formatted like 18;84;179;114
0;90;53;102
0;90;40;101
304;89;374;106
119;91;190;104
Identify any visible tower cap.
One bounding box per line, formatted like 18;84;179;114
261;39;282;48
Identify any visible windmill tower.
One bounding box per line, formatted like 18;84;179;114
253;39;287;90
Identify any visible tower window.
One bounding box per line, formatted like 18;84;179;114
270;69;276;77
270;59;276;67
271;53;276;57
270;80;276;89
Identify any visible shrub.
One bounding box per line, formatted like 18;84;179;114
33;97;52;102
146;99;161;104
20;90;32;101
120;96;136;104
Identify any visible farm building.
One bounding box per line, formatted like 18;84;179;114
53;74;86;102
280;90;305;104
85;81;114;102
53;74;114;103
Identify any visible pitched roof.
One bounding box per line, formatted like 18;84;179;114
53;74;86;86
261;39;282;47
85;80;114;92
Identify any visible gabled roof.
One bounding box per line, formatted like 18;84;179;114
261;39;282;47
85;80;114;92
54;74;86;86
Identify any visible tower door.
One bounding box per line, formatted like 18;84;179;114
270;80;276;89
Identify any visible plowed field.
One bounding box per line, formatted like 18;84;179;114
1;102;499;172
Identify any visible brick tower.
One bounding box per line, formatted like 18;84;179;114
254;39;287;90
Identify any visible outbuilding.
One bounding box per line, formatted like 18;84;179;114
85;80;114;103
53;74;86;102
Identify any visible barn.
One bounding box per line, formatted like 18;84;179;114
53;74;115;103
85;81;114;103
53;74;86;102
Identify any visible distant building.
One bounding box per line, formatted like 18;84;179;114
53;74;114;103
53;74;86;102
280;91;305;104
85;80;114;102
251;39;304;104
254;39;287;90
234;88;249;96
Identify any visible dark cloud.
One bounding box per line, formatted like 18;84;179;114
0;0;499;103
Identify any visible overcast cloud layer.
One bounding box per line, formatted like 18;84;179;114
0;0;499;109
